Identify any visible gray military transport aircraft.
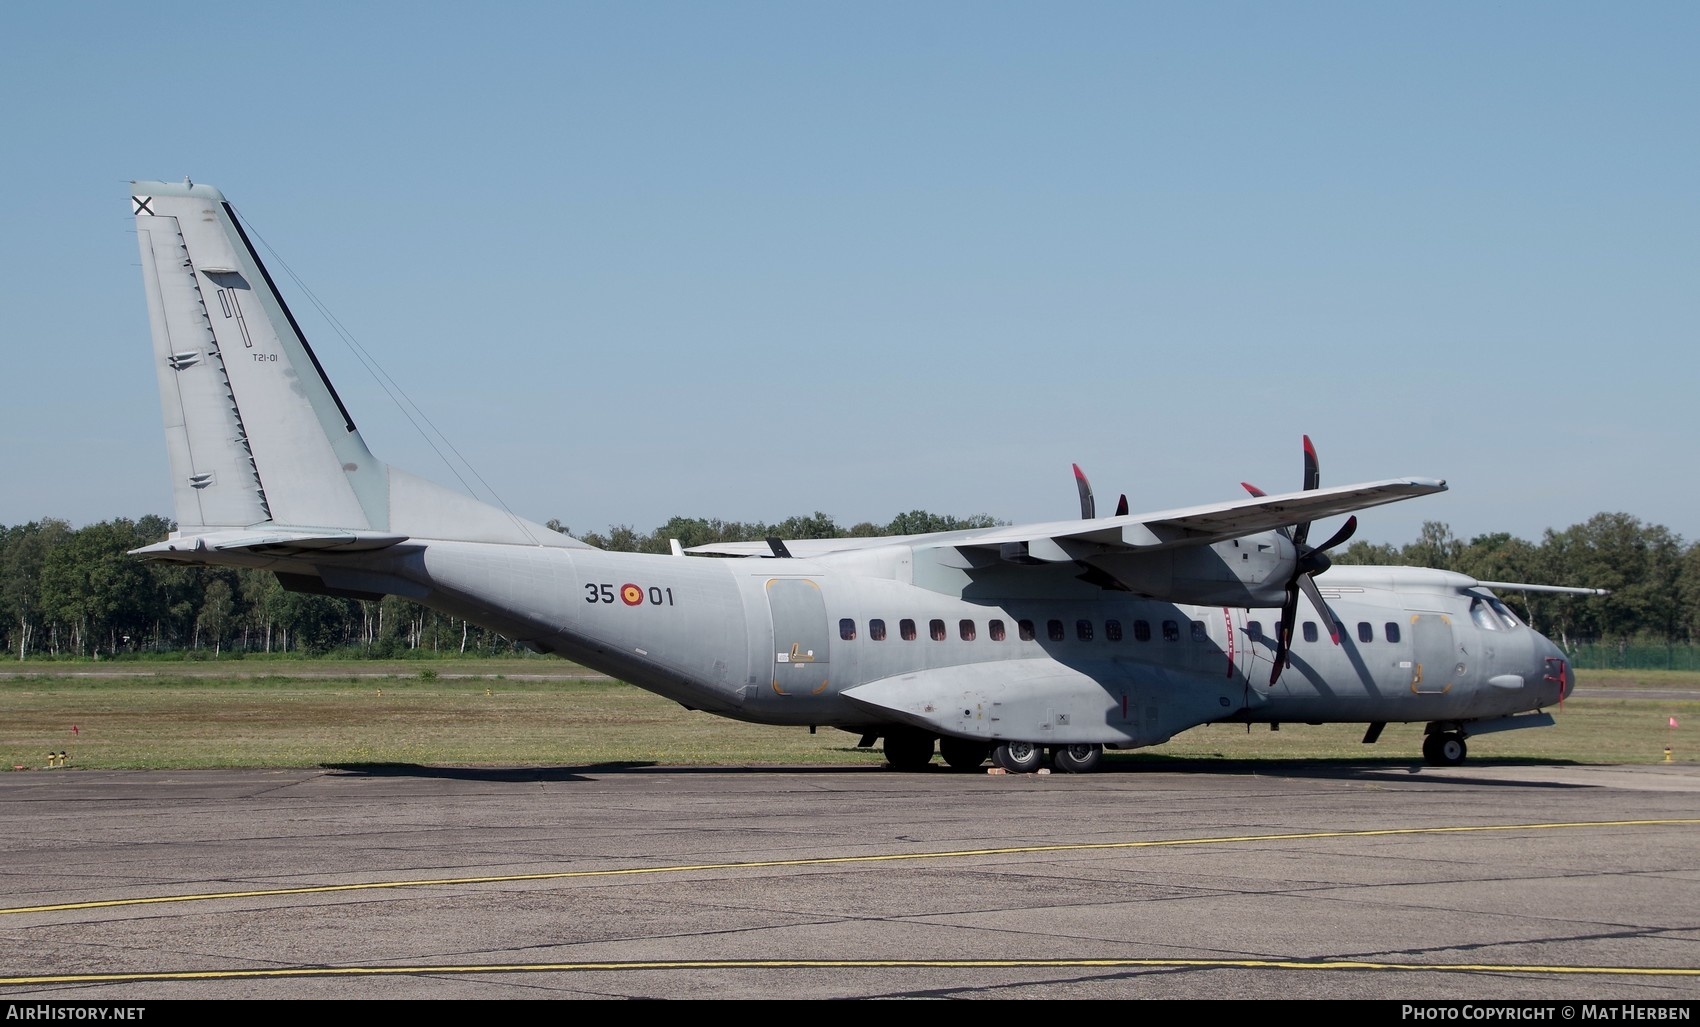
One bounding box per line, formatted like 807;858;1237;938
126;178;1605;773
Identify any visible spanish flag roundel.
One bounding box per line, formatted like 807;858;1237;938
620;583;644;606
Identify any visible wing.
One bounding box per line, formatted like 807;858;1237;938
686;476;1446;561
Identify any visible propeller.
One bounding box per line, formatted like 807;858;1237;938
1243;436;1359;684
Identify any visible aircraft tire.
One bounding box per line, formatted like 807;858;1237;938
939;736;991;772
992;741;1044;774
1423;732;1467;767
883;729;936;771
1050;743;1102;774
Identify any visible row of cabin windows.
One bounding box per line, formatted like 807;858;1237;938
838;617;1405;645
1247;620;1404;644
838;617;1200;643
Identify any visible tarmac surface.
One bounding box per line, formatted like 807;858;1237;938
1;758;1698;1002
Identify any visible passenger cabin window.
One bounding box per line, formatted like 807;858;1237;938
1246;620;1262;640
1162;620;1179;642
1106;619;1123;642
900;619;917;641
1190;620;1207;642
1018;619;1035;641
1076;619;1093;641
1384;622;1401;643
1302;621;1319;643
959;619;977;641
1357;621;1373;643
1134;619;1151;642
930;619;947;641
839;618;856;640
990;619;1006;641
1047;620;1065;642
870;619;887;641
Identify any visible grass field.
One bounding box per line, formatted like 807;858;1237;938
1;659;1695;771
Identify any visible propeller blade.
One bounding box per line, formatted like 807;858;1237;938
1315;515;1358;554
1073;464;1095;520
1269;586;1299;685
1299;572;1343;644
1292;436;1319;547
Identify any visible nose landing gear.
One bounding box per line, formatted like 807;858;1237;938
1422;728;1468;766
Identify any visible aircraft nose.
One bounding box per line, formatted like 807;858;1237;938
1534;634;1572;704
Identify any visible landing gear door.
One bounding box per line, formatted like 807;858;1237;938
1410;613;1457;694
767;577;829;696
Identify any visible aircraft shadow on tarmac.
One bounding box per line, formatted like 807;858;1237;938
319;756;1592;787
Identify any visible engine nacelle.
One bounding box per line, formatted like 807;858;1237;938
1085;531;1295;606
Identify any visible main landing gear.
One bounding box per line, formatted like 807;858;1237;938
876;731;1105;774
987;740;1102;773
981;739;1104;773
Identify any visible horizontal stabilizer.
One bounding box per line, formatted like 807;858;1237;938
130;528;412;562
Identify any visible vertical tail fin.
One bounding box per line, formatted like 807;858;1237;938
133;180;382;531
131;180;583;548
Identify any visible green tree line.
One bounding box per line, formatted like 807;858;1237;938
0;509;1688;661
0;510;998;660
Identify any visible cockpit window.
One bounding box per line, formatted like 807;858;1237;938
1488;597;1521;628
1469;598;1501;631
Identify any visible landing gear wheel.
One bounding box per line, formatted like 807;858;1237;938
1050;743;1102;774
939;736;991;772
883;729;936;771
992;740;1044;774
1423;732;1467;766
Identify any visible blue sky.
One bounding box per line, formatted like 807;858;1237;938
3;2;1695;548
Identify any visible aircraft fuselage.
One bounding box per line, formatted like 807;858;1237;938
253;539;1569;755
